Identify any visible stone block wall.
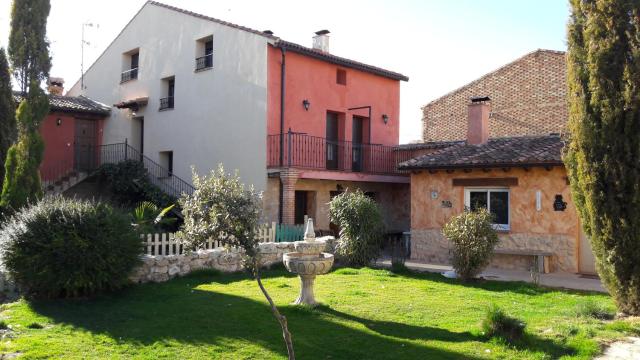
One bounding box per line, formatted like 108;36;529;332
410;229;577;273
129;237;334;284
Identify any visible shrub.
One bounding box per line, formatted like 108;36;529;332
574;300;615;320
0;196;142;298
442;208;499;281
329;190;385;267
95;160;174;208
481;304;526;343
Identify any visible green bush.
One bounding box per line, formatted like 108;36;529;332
329;190;385;267
95;160;174;208
481;304;526;343
0;196;142;298
442;208;499;281
574;300;615;320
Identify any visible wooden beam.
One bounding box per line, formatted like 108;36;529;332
501;167;511;172
445;169;455;174
428;169;438;174
452;177;518;187
463;168;472;173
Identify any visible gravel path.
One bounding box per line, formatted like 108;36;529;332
596;337;640;360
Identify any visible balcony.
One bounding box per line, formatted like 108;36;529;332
121;68;138;83
159;96;174;110
267;132;415;175
195;54;213;71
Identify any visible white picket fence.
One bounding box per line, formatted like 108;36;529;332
141;222;278;256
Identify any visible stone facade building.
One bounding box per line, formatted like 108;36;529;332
405;50;597;274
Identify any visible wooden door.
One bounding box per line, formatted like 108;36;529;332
580;230;597;274
74;119;96;172
326;113;339;170
295;191;308;225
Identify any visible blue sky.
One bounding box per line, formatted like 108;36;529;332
0;0;569;142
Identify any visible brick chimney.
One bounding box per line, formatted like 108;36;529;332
312;30;330;53
47;77;64;96
467;96;491;145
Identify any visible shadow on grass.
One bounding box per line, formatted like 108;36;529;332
28;271;485;360
315;305;576;358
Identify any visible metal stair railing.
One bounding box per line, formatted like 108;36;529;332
98;143;195;199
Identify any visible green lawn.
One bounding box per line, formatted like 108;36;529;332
0;266;637;359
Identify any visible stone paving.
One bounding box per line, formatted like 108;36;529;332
376;258;606;292
595;337;640;360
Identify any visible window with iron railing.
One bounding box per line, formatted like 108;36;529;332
121;51;139;83
195;38;213;71
159;77;175;110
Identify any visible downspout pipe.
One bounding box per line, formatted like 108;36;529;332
278;46;286;224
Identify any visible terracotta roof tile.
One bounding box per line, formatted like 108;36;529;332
399;135;564;170
14;92;111;116
275;40;409;81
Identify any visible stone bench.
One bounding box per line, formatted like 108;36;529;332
493;249;553;273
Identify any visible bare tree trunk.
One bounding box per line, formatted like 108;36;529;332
255;268;295;360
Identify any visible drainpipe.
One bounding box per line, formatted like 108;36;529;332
279;47;286;166
278;46;287;224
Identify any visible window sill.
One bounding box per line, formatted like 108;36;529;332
159;107;175;112
194;66;213;73
492;224;510;232
120;78;137;84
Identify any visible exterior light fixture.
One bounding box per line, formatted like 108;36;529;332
302;99;310;111
56;118;62;126
382;114;389;124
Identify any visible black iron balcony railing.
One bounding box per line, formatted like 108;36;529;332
195;53;213;71
267;131;416;175
120;68;138;83
159;96;174;110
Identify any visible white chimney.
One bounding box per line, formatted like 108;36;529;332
312;30;330;53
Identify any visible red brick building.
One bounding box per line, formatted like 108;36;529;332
422;49;567;142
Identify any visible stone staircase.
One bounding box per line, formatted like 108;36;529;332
43;171;89;195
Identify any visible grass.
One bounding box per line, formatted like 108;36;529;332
0;266;638;359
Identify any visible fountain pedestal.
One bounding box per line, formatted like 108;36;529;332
282;218;334;306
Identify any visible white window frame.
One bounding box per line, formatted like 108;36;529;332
464;187;510;231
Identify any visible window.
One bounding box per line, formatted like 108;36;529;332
159;76;175;110
159;151;173;177
336;68;347;85
195;35;213;71
464;188;510;231
121;49;139;83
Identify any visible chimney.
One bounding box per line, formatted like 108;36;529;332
47;77;64;96
262;30;274;36
467;96;491;145
312;30;330;53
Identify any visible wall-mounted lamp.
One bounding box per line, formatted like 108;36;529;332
56;118;62;126
302;99;310;111
382;114;389;124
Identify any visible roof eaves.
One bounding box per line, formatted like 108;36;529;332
275;40;409;82
398;160;565;171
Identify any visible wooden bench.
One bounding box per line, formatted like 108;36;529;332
493;249;553;273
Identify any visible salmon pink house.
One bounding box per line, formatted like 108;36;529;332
264;31;411;231
67;1;411;232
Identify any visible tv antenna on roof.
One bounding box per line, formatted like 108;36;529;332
81;22;99;90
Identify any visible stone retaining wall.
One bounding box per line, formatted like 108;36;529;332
410;229;577;273
129;237;335;284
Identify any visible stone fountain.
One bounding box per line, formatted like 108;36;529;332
282;218;334;305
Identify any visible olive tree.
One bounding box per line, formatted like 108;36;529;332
177;165;295;359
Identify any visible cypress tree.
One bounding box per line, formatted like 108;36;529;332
566;0;640;315
1;0;51;211
0;49;16;192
